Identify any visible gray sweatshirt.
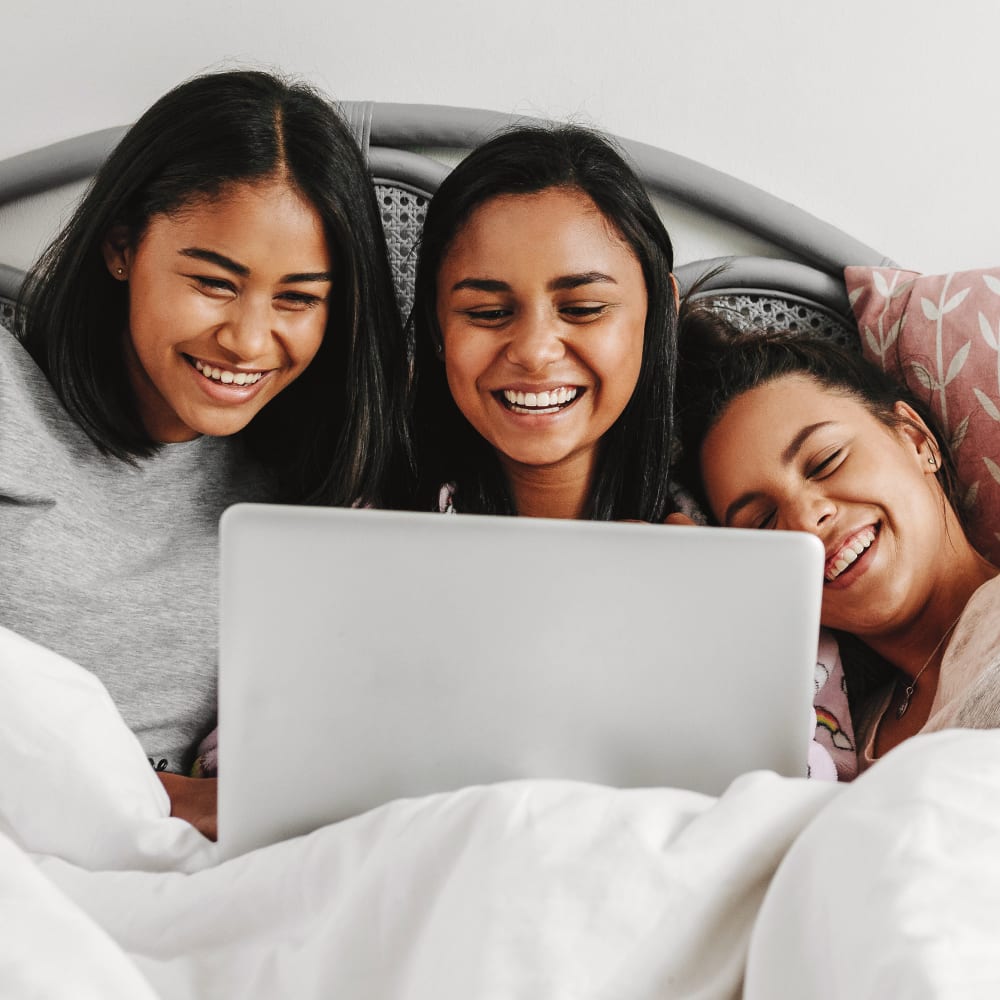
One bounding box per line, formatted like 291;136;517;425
0;327;274;772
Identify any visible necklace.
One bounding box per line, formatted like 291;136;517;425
895;615;963;720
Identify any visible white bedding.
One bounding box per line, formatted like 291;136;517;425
2;623;999;999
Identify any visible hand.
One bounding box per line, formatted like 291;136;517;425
665;512;698;526
157;772;218;841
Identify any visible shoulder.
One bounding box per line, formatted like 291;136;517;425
0;324;67;431
0;323;47;390
964;573;1000;616
927;572;1000;730
944;573;1000;671
0;324;105;481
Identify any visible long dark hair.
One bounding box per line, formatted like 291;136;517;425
16;69;412;507
410;124;677;520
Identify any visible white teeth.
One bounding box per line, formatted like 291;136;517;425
825;528;877;582
194;359;263;386
502;387;579;411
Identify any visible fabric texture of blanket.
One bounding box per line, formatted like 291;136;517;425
2;625;998;999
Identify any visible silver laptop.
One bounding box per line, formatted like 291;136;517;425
217;504;823;858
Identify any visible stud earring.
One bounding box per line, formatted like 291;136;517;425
928;455;937;466
116;267;125;277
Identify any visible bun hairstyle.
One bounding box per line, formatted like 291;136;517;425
673;296;963;523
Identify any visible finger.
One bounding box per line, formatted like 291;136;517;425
665;513;698;527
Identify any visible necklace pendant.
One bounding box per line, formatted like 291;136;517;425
896;684;915;720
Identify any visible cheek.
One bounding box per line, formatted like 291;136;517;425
596;321;645;409
281;307;329;372
442;330;487;404
444;353;478;417
127;278;211;356
299;317;328;367
125;279;157;342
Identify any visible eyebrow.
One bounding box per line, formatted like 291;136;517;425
549;271;617;291
179;247;332;284
721;421;835;526
451;277;509;293
450;271;617;294
781;421;833;463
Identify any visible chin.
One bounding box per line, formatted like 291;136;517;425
183;410;258;440
507;450;573;469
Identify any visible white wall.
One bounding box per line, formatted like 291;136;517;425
2;0;998;273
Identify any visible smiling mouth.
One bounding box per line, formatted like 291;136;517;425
188;356;266;387
825;524;879;583
496;386;582;414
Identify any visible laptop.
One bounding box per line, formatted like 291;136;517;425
217;504;824;858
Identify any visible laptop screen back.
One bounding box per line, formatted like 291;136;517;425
218;504;823;858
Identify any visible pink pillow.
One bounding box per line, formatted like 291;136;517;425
845;266;1000;565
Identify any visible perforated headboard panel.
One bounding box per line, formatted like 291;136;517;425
677;257;860;354
375;183;429;319
697;292;859;352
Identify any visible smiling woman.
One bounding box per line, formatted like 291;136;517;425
673;310;999;769
410;124;676;521
2;70;412;837
104;180;332;443
435;187;648;518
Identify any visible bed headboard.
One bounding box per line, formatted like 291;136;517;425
0;101;893;344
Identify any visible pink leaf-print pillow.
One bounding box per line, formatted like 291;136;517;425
845;266;1000;564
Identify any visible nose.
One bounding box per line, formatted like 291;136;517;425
784;489;836;534
504;310;565;372
215;296;273;360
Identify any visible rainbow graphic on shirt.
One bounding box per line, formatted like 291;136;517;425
815;706;854;750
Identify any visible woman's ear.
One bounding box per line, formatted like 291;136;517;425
892;400;940;472
101;225;132;281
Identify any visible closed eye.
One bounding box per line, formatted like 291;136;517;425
755;510;777;530
808;449;844;479
276;291;325;311
190;274;235;294
463;308;512;325
560;304;609;321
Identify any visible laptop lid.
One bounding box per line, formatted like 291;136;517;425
218;504;823;858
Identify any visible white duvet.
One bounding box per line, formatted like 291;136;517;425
2;624;999;999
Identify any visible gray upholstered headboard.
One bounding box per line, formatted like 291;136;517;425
0;101;893;343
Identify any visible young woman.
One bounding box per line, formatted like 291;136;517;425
672;310;999;770
3;70;412;834
409;129;851;781
410;124;677;522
